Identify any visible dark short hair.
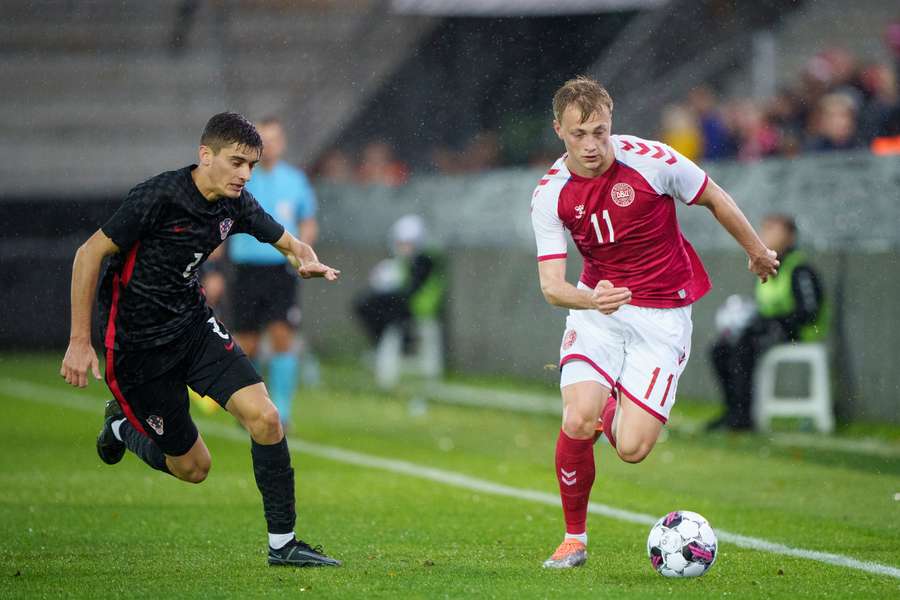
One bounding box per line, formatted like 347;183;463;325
200;112;262;155
763;213;798;236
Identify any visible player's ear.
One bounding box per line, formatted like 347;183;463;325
553;119;563;139
198;145;213;167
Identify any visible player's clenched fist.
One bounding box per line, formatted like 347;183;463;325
592;279;632;315
748;248;779;283
60;340;102;388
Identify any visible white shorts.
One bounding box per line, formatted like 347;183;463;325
558;286;693;423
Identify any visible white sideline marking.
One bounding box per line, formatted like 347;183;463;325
3;377;899;580
427;382;900;458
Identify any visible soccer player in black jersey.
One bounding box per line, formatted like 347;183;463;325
59;112;341;567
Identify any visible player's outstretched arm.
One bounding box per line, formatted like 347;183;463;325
61;230;119;388
272;231;340;281
538;258;631;315
694;179;779;283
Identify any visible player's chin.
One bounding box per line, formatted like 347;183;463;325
223;184;244;198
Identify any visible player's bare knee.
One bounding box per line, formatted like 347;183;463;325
185;465;209;484
250;404;282;443
562;411;598;439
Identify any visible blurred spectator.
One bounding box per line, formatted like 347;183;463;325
766;89;804;157
707;214;827;431
729;99;780;161
315;149;355;183
357;141;410;186
460;130;502;172
659;104;703;160
430;130;502;174
859;63;900;138
687;86;735;160
806;93;860;152
354;215;446;349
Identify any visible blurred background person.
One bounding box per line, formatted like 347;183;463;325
806;92;861;152
687;86;735;161
354;215;446;356
658;103;703;160
227;116;318;431
314;148;356;183
707;214;827;431
357;141;410;186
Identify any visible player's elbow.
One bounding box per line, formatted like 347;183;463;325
73;241;97;267
540;281;561;306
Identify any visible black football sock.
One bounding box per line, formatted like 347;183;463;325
251;437;296;537
117;419;172;475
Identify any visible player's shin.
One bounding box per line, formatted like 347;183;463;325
114;419;172;475
555;429;596;543
251;437;297;548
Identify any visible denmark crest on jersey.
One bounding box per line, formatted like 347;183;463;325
562;329;577;350
219;218;234;240
611;182;635;207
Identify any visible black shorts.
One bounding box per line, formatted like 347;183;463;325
230;263;300;332
104;309;262;457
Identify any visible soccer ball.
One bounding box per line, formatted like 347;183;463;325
647;510;717;577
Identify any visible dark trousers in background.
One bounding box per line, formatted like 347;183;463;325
355;292;411;346
710;321;787;429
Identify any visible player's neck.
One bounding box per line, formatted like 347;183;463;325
190;167;223;203
564;151;615;179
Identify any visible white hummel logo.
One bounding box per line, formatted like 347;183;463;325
561;468;577;486
574;204;585;219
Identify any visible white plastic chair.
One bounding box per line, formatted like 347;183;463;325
753;343;834;433
374;318;444;389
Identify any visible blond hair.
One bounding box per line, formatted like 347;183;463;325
552;76;614;123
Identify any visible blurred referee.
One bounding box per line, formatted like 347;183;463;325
228;117;318;431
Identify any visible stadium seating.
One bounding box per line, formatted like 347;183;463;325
0;0;436;196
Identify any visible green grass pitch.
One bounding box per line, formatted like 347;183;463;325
1;354;898;598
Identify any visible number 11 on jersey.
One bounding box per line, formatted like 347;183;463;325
591;210;615;244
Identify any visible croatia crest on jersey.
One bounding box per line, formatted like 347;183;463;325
219;218;234;240
146;415;164;435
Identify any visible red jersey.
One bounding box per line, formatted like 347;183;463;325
531;134;711;309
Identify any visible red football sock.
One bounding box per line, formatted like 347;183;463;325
555;429;596;535
601;394;618;448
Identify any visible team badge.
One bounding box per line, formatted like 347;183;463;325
146;415;164;435
563;329;577;350
611;182;635;207
219;218;234;240
574;204;586;219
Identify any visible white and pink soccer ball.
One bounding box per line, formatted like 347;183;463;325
647;510;718;578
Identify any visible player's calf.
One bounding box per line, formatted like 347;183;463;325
615;438;655;463
611;399;663;464
166;437;212;483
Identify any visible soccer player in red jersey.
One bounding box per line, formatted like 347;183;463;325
532;77;779;568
